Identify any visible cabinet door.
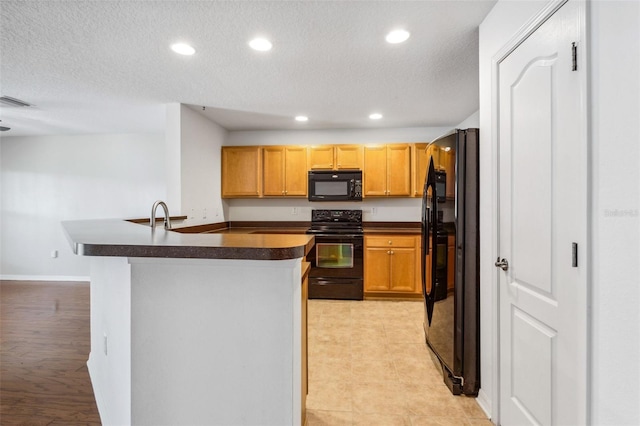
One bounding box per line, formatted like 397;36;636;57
364;247;391;291
387;144;411;196
363;146;388;196
412;143;429;197
284;146;308;196
389;248;417;292
335;145;363;170
308;146;334;170
221;146;262;198
263;147;285;196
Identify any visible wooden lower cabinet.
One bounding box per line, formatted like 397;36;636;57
364;235;422;298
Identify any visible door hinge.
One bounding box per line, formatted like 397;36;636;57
572;243;578;267
571;42;577;71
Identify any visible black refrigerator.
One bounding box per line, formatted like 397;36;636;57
421;128;480;396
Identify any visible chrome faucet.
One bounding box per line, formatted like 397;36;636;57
150;200;172;230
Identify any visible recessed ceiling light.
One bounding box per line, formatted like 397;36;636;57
249;38;272;51
369;113;383;120
170;43;195;56
295;116;309;122
386;29;410;44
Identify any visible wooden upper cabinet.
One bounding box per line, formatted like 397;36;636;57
308;146;334;170
263;147;286;196
335;145;363;170
221;146;262;198
412;143;429;197
364;144;411;196
363;145;388;196
308;144;363;170
284;146;308;196
387;144;411;196
263;146;308;197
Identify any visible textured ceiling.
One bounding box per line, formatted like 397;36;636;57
0;1;496;136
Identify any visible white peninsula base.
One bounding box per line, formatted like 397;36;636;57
87;256;303;426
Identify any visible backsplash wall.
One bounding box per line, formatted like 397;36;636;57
227;197;454;223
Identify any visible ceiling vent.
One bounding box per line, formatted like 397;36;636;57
0;96;32;107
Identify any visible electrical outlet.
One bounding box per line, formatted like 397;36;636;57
371;207;378;216
203;208;207;219
292;207;299;215
50;250;58;258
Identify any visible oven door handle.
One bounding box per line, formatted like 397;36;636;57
309;234;364;239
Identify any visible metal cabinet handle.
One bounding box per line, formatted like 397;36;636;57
495;257;509;271
388;241;392;245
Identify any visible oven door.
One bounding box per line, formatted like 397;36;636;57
306;234;364;300
307;234;363;279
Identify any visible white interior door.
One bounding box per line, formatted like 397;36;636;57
497;2;587;425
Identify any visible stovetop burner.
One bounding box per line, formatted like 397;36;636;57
308;209;363;235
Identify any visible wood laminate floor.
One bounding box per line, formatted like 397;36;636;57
0;280;100;425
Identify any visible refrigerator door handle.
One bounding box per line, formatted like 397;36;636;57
422;157;438;325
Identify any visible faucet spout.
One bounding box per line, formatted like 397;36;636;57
150;200;172;230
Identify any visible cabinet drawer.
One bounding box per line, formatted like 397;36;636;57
366;235;417;248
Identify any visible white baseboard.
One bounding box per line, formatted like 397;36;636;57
0;275;90;282
476;388;493;423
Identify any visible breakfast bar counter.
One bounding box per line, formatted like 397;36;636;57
63;218;314;260
62;219;314;426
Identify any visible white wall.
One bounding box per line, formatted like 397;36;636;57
165;104;228;223
179;105;228;223
0;133;166;279
479;1;640;424
225;126;451;222
589;1;640;424
455;110;480;129
226;126;452;147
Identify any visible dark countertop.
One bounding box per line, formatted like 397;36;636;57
170;221;423;236
62;219;315;261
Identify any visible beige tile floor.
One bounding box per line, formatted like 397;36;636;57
306;299;492;426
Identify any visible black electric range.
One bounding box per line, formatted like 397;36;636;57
306;210;364;300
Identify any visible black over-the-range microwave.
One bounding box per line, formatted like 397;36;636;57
308;170;363;202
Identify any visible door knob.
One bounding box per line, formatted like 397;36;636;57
495;257;509;271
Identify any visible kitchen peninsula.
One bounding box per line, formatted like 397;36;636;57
62;218;314;426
